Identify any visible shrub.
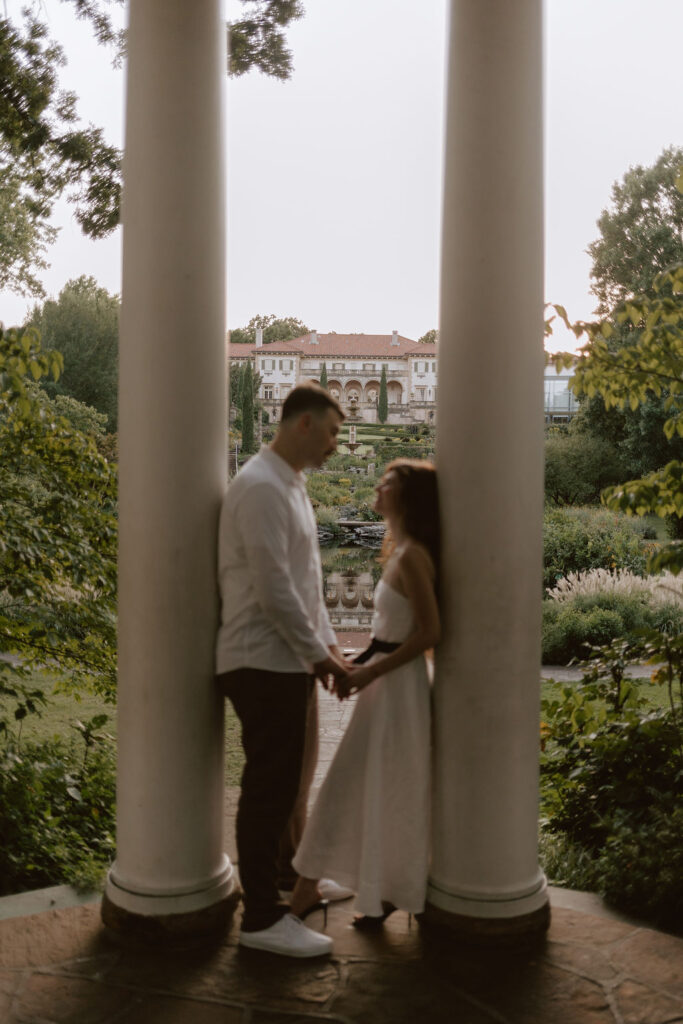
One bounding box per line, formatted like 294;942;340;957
0;734;116;895
547;567;683;606
545;431;626;506
540;633;683;932
596;808;683;929
541;591;683;664
315;506;344;536
543;507;650;590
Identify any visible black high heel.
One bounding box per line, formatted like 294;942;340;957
352;901;402;930
297;899;329;927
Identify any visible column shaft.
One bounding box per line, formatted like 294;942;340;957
429;0;549;933
104;0;234;922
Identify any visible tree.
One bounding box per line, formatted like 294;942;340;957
320;362;328;389
0;324;118;708
0;2;304;297
229;362;242;412
565;149;683;479
241;361;255;453
378;364;388;423
27;276;119;431
588;147;683;316
229;314;310;345
548;260;683;572
228;1;305;80
544;430;625;506
0;8;122;296
418;329;438;345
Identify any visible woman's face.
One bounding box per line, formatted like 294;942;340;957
373;470;401;519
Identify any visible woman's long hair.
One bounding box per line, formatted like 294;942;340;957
379;459;440;590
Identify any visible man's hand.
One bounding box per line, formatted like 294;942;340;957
313;654;349;692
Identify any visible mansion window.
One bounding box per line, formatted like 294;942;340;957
333;362;344;370
363;363;376;371
417;387;426;401
281;385;291;398
279;359;294;371
262;358;275;371
432;362;436;372
264;386;274;400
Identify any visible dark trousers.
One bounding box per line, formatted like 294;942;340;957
217;667;315;932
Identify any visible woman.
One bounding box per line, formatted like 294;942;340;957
291;459;440;926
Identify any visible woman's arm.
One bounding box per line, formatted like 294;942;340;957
338;543;440;696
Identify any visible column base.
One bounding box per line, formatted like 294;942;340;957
102;856;241;949
101;887;241;950
422;899;550;947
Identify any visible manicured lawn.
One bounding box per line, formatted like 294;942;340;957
11;670;245;785
10;670;672;790
540;674;672;711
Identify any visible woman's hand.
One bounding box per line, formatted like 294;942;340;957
335;664;377;699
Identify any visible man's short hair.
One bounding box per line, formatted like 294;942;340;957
281;382;345;422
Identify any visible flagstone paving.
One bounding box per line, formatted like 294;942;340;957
2;655;682;1023
1;896;682;1023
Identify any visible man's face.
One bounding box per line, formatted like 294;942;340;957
303;408;343;468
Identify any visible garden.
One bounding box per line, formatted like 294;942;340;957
3;158;683;932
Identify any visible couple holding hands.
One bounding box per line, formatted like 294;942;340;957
216;384;439;957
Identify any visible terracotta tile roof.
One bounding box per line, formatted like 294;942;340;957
228;333;437;358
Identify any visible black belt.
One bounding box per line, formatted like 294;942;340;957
353;638;400;664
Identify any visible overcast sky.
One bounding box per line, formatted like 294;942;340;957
1;0;682;351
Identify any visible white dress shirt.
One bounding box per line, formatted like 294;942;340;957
215;447;337;675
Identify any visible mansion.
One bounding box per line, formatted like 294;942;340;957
229;330;438;425
230;329;578;426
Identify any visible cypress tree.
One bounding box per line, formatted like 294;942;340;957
378;364;388;423
320;362;328;389
241;362;255;453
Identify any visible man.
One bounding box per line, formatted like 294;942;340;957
216;383;348;957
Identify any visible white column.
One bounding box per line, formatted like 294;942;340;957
429;0;549;935
103;0;236;932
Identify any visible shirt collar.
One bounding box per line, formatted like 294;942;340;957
260;446;306;489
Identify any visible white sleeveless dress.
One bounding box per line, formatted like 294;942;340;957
292;579;432;915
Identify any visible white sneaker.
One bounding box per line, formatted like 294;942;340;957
238;913;333;958
318;878;355;901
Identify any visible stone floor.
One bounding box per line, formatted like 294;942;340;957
1;893;682;1023
2;663;682;1023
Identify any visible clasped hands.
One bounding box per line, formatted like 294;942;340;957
313;654;375;700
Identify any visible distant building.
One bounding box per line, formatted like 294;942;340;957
544;364;579;424
230;330;438;425
230;331;578;426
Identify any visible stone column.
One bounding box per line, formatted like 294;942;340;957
102;0;236;940
428;0;549;938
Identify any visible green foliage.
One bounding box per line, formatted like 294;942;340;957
0;325;117;700
417;329;438;345
229;313;309;345
546;150;683;551
541;631;683;930
541;593;683;665
0;2;302;298
0;7;122;295
228;1;304;81
587;146;683;316
241;361;255;453
549;262;683;572
0;732;116;895
378;364;388;423
543;507;651;591
320;362;328;389
544;430;625;505
28;276;119;430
